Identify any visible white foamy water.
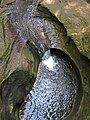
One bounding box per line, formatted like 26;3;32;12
42;56;55;71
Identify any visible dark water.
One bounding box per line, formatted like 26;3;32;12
19;50;82;120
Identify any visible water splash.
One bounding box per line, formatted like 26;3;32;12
19;50;81;120
43;56;56;71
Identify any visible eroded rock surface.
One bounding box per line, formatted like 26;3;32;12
0;70;35;120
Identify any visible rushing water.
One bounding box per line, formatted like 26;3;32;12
3;0;84;119
7;0;67;59
19;50;82;120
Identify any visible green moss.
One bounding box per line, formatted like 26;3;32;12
74;14;88;26
10;103;13;114
83;84;89;93
60;13;90;59
15;108;19;120
84;114;90;120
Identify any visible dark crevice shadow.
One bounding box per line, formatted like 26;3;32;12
86;0;90;4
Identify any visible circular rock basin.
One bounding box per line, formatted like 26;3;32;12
19;49;83;120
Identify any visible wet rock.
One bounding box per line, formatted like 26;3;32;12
0;70;35;120
7;0;67;59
